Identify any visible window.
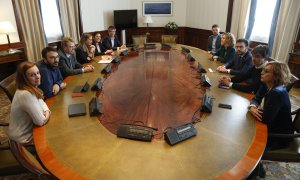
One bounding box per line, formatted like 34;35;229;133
248;0;277;42
40;0;63;42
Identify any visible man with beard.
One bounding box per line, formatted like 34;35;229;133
39;46;67;99
217;38;252;75
207;24;221;53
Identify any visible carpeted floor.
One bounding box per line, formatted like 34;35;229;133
0;88;299;179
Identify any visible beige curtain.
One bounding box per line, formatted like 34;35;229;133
14;0;46;62
58;0;80;43
271;0;300;63
230;0;250;39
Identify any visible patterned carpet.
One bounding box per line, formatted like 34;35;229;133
0;88;299;179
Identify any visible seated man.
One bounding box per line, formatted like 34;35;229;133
217;38;252;75
102;26;126;51
58;37;94;79
219;45;269;94
39;47;67;99
207;24;221;53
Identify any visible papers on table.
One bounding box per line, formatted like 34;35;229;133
98;59;112;64
97;55;113;63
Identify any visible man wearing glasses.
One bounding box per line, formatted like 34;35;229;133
58;37;94;79
217;39;252;75
102;26;126;51
39;47;67;99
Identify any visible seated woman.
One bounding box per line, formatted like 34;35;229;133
249;61;293;150
92;31;113;56
8;61;50;144
76;33;96;64
212;32;235;63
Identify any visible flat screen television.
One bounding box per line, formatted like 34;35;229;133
114;9;138;30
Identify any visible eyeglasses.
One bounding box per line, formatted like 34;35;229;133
235;46;245;49
262;68;271;73
109;30;116;32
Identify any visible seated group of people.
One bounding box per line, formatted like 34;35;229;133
7;24;294;154
7;26;126;144
208;24;294;150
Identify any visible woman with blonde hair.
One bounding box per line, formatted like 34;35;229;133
249;61;293;150
8;61;50;144
76;33;96;64
212;32;236;63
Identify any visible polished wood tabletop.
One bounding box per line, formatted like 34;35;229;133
33;44;267;180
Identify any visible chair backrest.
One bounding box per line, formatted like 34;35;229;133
9;140;55;179
0;73;16;102
293;108;300;133
286;77;299;92
161;35;178;44
132;35;147;48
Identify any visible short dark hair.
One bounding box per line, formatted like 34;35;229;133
108;26;116;31
252;45;270;58
93;31;101;37
236;38;249;47
212;24;219;29
41;46;57;59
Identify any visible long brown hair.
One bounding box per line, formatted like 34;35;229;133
78;33;92;52
16;61;44;99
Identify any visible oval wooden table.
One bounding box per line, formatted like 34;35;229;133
33;44;267;180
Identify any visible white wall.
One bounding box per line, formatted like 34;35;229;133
80;0;131;32
0;0;20;44
186;0;229;31
80;0;187;32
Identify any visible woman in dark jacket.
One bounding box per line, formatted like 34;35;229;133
249;61;293;150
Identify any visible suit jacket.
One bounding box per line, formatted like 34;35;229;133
213;45;235;63
224;51;253;75
75;46;92;64
93;41;106;56
231;65;263;94
251;84;293;148
58;49;83;79
207;34;221;52
38;61;63;99
102;35;121;51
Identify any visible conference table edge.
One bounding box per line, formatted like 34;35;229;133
33;46;267;180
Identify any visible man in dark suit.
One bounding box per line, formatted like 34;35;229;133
102;26;126;51
207;24;221;53
58;37;94;79
217;38;252;75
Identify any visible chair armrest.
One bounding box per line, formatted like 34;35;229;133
268;133;300;138
291;108;300;115
0;122;9;126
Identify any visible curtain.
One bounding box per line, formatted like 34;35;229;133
245;0;257;40
267;0;281;56
14;0;46;62
271;0;300;63
230;0;251;39
57;0;80;43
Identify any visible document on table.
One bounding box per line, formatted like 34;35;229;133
98;59;112;64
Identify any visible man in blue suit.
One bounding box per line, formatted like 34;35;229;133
207;24;221;53
39;47;67;99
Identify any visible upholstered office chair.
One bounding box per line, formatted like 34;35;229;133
286;78;299;93
9;140;56;179
0;73;16;102
161;35;178;44
132;35;147;48
261;108;300;162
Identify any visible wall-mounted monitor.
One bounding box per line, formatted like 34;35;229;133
143;2;173;16
114;9;138;30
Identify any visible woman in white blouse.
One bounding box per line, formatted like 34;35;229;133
8;61;51;144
